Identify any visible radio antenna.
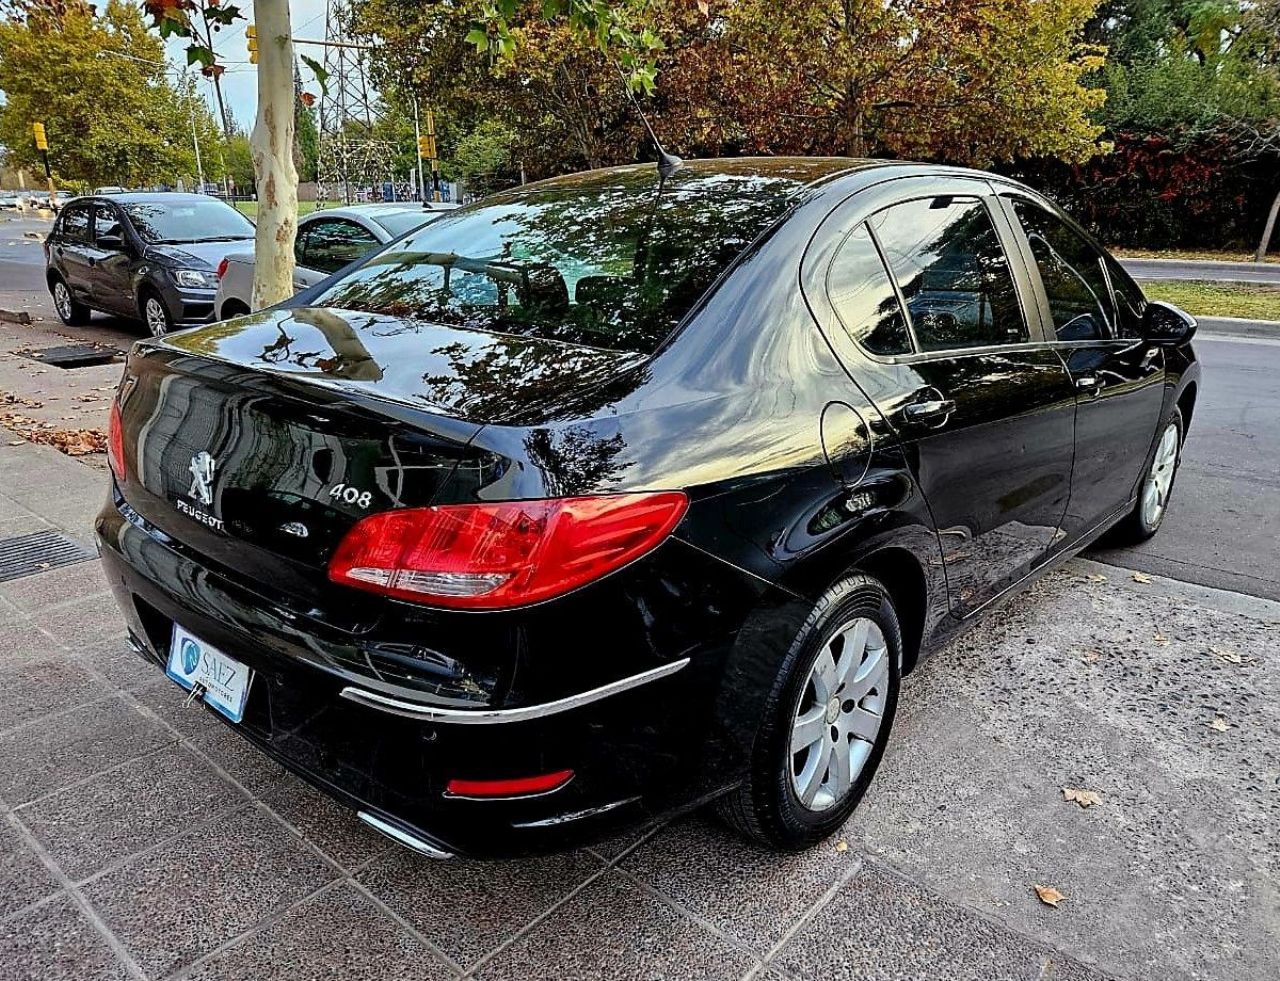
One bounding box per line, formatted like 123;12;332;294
616;68;683;177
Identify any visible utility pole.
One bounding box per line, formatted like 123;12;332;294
412;96;427;204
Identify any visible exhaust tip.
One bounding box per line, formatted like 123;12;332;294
356;811;454;859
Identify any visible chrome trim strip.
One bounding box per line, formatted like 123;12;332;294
340;658;691;724
356;812;454;859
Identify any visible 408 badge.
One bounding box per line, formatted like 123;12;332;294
328;483;373;509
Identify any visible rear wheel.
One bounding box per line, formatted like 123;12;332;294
50;277;90;326
1110;407;1183;544
717;573;901;849
218;299;250;321
141;290;172;337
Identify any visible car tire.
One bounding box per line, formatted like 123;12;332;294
717;573;901;850
140;290;173;337
218;299;251;321
1109;407;1184;545
50;276;90;326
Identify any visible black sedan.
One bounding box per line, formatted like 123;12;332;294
98;159;1199;858
45;192;255;335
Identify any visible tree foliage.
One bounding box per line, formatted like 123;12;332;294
357;0;1108;175
0;0;224;187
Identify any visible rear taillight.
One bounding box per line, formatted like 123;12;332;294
327;492;688;609
215;257;229;280
107;400;125;480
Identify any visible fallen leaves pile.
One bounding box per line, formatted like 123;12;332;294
0;411;106;456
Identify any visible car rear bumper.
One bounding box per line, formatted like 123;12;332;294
95;494;742;857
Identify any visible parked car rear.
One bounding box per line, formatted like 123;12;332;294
99;159;1199;858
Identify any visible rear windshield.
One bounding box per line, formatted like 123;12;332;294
309;165;815;354
125;199;255;244
373;210;437;237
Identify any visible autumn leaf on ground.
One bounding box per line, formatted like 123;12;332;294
1084;573;1107;583
1132;572;1153;584
1062;787;1102;808
1209;646;1245;665
834;839;849;853
1033;884;1065;907
1081;650;1101;664
1208;717;1232;732
1153;631;1169;645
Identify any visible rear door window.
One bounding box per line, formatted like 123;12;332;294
826;224;911;356
870;196;1028;352
1010;199;1114;341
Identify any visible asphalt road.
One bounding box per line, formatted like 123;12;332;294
1089;333;1280;600
3;212;1278;600
1120;256;1280;284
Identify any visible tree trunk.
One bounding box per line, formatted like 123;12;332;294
1255;187;1280;263
249;0;298;310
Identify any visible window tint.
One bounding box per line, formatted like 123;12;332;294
310;165;813;355
300;219;380;274
59;205;90;242
1011;199;1113;341
1105;256;1148;338
870;196;1027;352
93;206;124;242
826;224;911;356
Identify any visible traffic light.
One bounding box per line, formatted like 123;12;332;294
417;134;436;159
32;122;47;151
247;25;258;65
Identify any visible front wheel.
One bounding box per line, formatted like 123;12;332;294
717;574;902;850
1111;407;1184;544
141;291;173;337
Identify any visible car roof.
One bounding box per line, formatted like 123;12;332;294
82;192;225;205
304;203;442;222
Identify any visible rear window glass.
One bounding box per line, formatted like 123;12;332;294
310;165;817;354
373;210;436;236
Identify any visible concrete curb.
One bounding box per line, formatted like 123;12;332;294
1195;316;1280;340
1121;257;1280;273
1069;557;1280;625
0;308;32;325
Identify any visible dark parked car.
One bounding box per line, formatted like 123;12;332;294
99;159;1199;858
45;192;255;335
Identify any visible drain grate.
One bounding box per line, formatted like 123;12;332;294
17;344;125;370
0;530;96;582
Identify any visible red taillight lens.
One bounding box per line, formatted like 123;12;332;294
107;400;125;480
215;257;229;280
327;492;688;609
445;769;574;799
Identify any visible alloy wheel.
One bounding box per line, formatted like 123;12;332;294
145;297;168;337
789;616;890;812
53;281;72;321
1141;422;1179;528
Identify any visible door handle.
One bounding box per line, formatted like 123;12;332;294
1075;376;1101;392
902;398;957;423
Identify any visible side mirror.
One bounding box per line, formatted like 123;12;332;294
1141;300;1197;346
97;233;126;250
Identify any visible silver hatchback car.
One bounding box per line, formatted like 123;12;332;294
213;202;455;319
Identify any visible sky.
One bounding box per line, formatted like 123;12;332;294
163;0;331;130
